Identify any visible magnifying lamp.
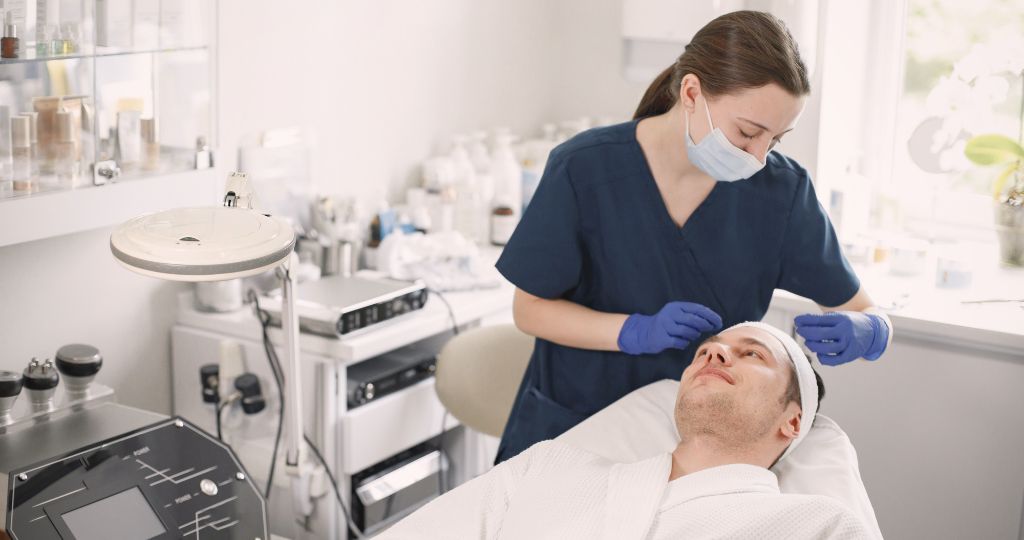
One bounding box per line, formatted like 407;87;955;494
110;172;317;519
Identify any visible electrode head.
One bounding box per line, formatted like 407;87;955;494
23;359;59;391
55;344;103;378
0;370;23;398
55;344;102;399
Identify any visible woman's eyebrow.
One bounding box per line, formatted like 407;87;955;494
737;117;794;136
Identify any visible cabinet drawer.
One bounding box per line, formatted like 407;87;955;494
339;378;453;474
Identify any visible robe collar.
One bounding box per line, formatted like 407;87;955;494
661;462;780;511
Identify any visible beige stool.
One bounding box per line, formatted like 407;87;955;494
435;324;535;437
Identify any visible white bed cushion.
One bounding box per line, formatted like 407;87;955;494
556;379;882;538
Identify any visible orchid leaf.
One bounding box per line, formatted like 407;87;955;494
965;134;1024;166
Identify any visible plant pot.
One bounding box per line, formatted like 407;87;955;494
994;199;1024;267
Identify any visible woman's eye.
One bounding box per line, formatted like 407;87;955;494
745;350;762;359
740;130;756;139
698;349;707;357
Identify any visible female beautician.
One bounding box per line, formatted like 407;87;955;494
494;11;892;463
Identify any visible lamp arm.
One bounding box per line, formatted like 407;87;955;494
280;252;316;521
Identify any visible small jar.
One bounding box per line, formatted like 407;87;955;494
490;205;516;246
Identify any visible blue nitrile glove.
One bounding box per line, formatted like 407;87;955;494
794;311;890;366
617;302;723;356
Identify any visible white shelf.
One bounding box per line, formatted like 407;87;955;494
0;167;221;248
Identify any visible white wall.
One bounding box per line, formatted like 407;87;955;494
217;0;560;205
0;227;187;412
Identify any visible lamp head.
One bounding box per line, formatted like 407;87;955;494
110;173;295;282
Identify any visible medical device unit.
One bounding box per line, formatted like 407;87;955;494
258;273;428;339
346;332;447;409
0;345;268;540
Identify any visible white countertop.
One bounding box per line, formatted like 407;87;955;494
770;260;1024;356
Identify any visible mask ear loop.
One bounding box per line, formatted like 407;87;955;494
701;95;716;131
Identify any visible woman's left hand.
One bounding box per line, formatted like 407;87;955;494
794;311;890;366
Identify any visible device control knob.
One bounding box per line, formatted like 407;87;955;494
55;344;103;400
234;374;266;415
0;371;24;425
200;478;219;496
200;364;220;403
23;359;59;413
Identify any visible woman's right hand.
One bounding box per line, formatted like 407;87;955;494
617;302;723;356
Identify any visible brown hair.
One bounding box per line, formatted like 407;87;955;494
781;362;824;414
633;10;810;120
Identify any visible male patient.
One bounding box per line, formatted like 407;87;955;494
379;322;871;539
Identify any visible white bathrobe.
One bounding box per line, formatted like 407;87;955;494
379;441;874;540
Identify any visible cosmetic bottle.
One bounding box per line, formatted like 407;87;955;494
55;109;78;188
140;117;158;171
195;135;211;169
116;110;140;171
2;11;19;59
0;106;12;192
17;112;39;185
11;115;32;193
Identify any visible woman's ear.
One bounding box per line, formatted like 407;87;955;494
680;74;702;113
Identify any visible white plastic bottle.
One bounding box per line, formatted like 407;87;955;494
469;131;495;238
450;135;483;243
491;133;523;225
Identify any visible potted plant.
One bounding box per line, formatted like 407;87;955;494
964;132;1024;266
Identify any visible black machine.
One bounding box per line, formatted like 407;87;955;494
0;404;267;540
0;345;267;540
345;332;449;409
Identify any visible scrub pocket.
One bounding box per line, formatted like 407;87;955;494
501;385;589;460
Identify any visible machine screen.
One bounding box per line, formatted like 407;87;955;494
62;487;166;540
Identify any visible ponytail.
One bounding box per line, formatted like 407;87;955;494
633;64;677;120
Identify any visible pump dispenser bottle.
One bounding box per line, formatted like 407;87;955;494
1;11;19;59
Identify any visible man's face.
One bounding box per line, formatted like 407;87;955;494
674;326;797;447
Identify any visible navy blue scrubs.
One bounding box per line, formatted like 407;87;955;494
494;120;860;463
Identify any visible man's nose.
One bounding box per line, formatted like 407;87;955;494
703;343;732;366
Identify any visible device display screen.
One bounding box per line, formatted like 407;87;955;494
62;486;166;540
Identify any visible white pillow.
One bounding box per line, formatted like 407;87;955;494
556;379;882;538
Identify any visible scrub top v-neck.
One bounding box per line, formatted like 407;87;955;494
494;120;859;463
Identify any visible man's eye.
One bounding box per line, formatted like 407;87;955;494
698;349;707;357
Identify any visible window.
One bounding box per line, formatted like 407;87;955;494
817;0;1024;245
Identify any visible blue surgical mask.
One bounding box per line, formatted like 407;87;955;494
685;97;766;182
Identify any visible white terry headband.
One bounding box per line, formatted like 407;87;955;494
731;321;817;462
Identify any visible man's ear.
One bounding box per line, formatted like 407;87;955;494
779;402;802;442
